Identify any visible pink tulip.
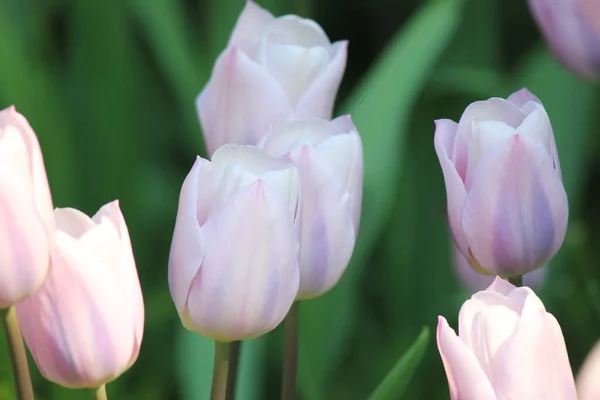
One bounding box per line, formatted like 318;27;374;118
576;339;600;399
197;0;347;155
434;88;568;277
451;245;545;293
169;145;300;341
437;277;577;400
528;0;600;79
0;106;54;308
16;201;144;388
260;116;363;299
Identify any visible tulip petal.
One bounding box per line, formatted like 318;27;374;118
576;340;600;400
290;144;355;299
296;41;348;119
516;108;554;158
186;181;299;341
485;276;515;296
228;0;274;57
16;232;134;388
490;312;577;399
55;207;95;238
168;157;215;316
506;88;541;108
434;119;468;255
437;316;497;400
196;48;294;155
462;134;568;276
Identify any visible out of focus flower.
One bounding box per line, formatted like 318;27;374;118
0;106;54;308
261;116;363;299
451;245;545;293
197;0;347;155
528;0;600;79
577;339;600;399
169;145;300;341
434;88;568;277
437;277;576;399
16;201;144;388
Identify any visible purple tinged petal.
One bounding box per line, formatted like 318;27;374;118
506;88;541;107
228;0;274;58
462;134;568;276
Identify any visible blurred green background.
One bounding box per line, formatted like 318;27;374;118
0;0;598;398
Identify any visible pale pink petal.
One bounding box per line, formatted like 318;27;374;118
228;1;274;58
196;47;294;155
462;134;568;276
506;88;541;108
437;316;497;400
186;181;299;341
55;207;95;239
485;276;516;296
577;340;600;400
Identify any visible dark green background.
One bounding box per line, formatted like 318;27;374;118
0;0;598;398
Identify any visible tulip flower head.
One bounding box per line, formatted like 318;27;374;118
434;88;568;277
16;201;144;389
169;145;300;341
197;0;347;155
577;339;600;400
260;116;363;299
528;0;600;79
0;106;54;308
437;277;577;400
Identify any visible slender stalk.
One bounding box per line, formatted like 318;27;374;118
211;341;231;400
509;275;523;287
93;385;108;400
281;302;299;400
2;306;34;400
226;341;241;400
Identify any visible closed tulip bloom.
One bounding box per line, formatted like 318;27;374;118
437;277;577;400
528;0;600;79
16;201;144;388
576;339;600;399
261;116;362;299
434;88;568;277
451;245;545;293
0;106;54;308
197;0;347;155
169;145;300;341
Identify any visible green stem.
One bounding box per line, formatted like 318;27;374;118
93;385;108;400
509;275;523;287
211;341;231;400
2;306;34;400
281;302;299;400
226;341;241;400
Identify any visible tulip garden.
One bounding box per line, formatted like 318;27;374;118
0;0;599;399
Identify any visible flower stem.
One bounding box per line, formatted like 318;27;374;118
281;301;299;400
211;341;231;400
509;275;523;287
226;341;241;400
1;306;34;400
93;385;107;400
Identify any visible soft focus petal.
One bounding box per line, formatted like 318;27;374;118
196;47;294;155
462;134;568;276
185;181;299;341
506;88;541;107
55;208;95;239
228;0;274;57
577;340;600;400
437;316;497;400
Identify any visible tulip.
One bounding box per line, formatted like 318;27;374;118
577;339;600;399
197;0;347;155
437;277;577;400
16;201;144;389
528;0;600;79
0;106;54;308
451;245;545;293
260;116;362;299
169;144;300;341
434;88;568;277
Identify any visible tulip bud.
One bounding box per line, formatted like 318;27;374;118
528;0;600;79
434;88;568;277
451;244;545;293
437;277;577;399
197;0;347;155
577;339;600;400
0;106;54;308
16;201;144;388
260;116;363;299
169;145;300;341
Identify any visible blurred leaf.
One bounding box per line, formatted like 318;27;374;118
300;0;467;396
428;66;507;99
235;338;268;400
368;327;430;400
176;330;214;400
